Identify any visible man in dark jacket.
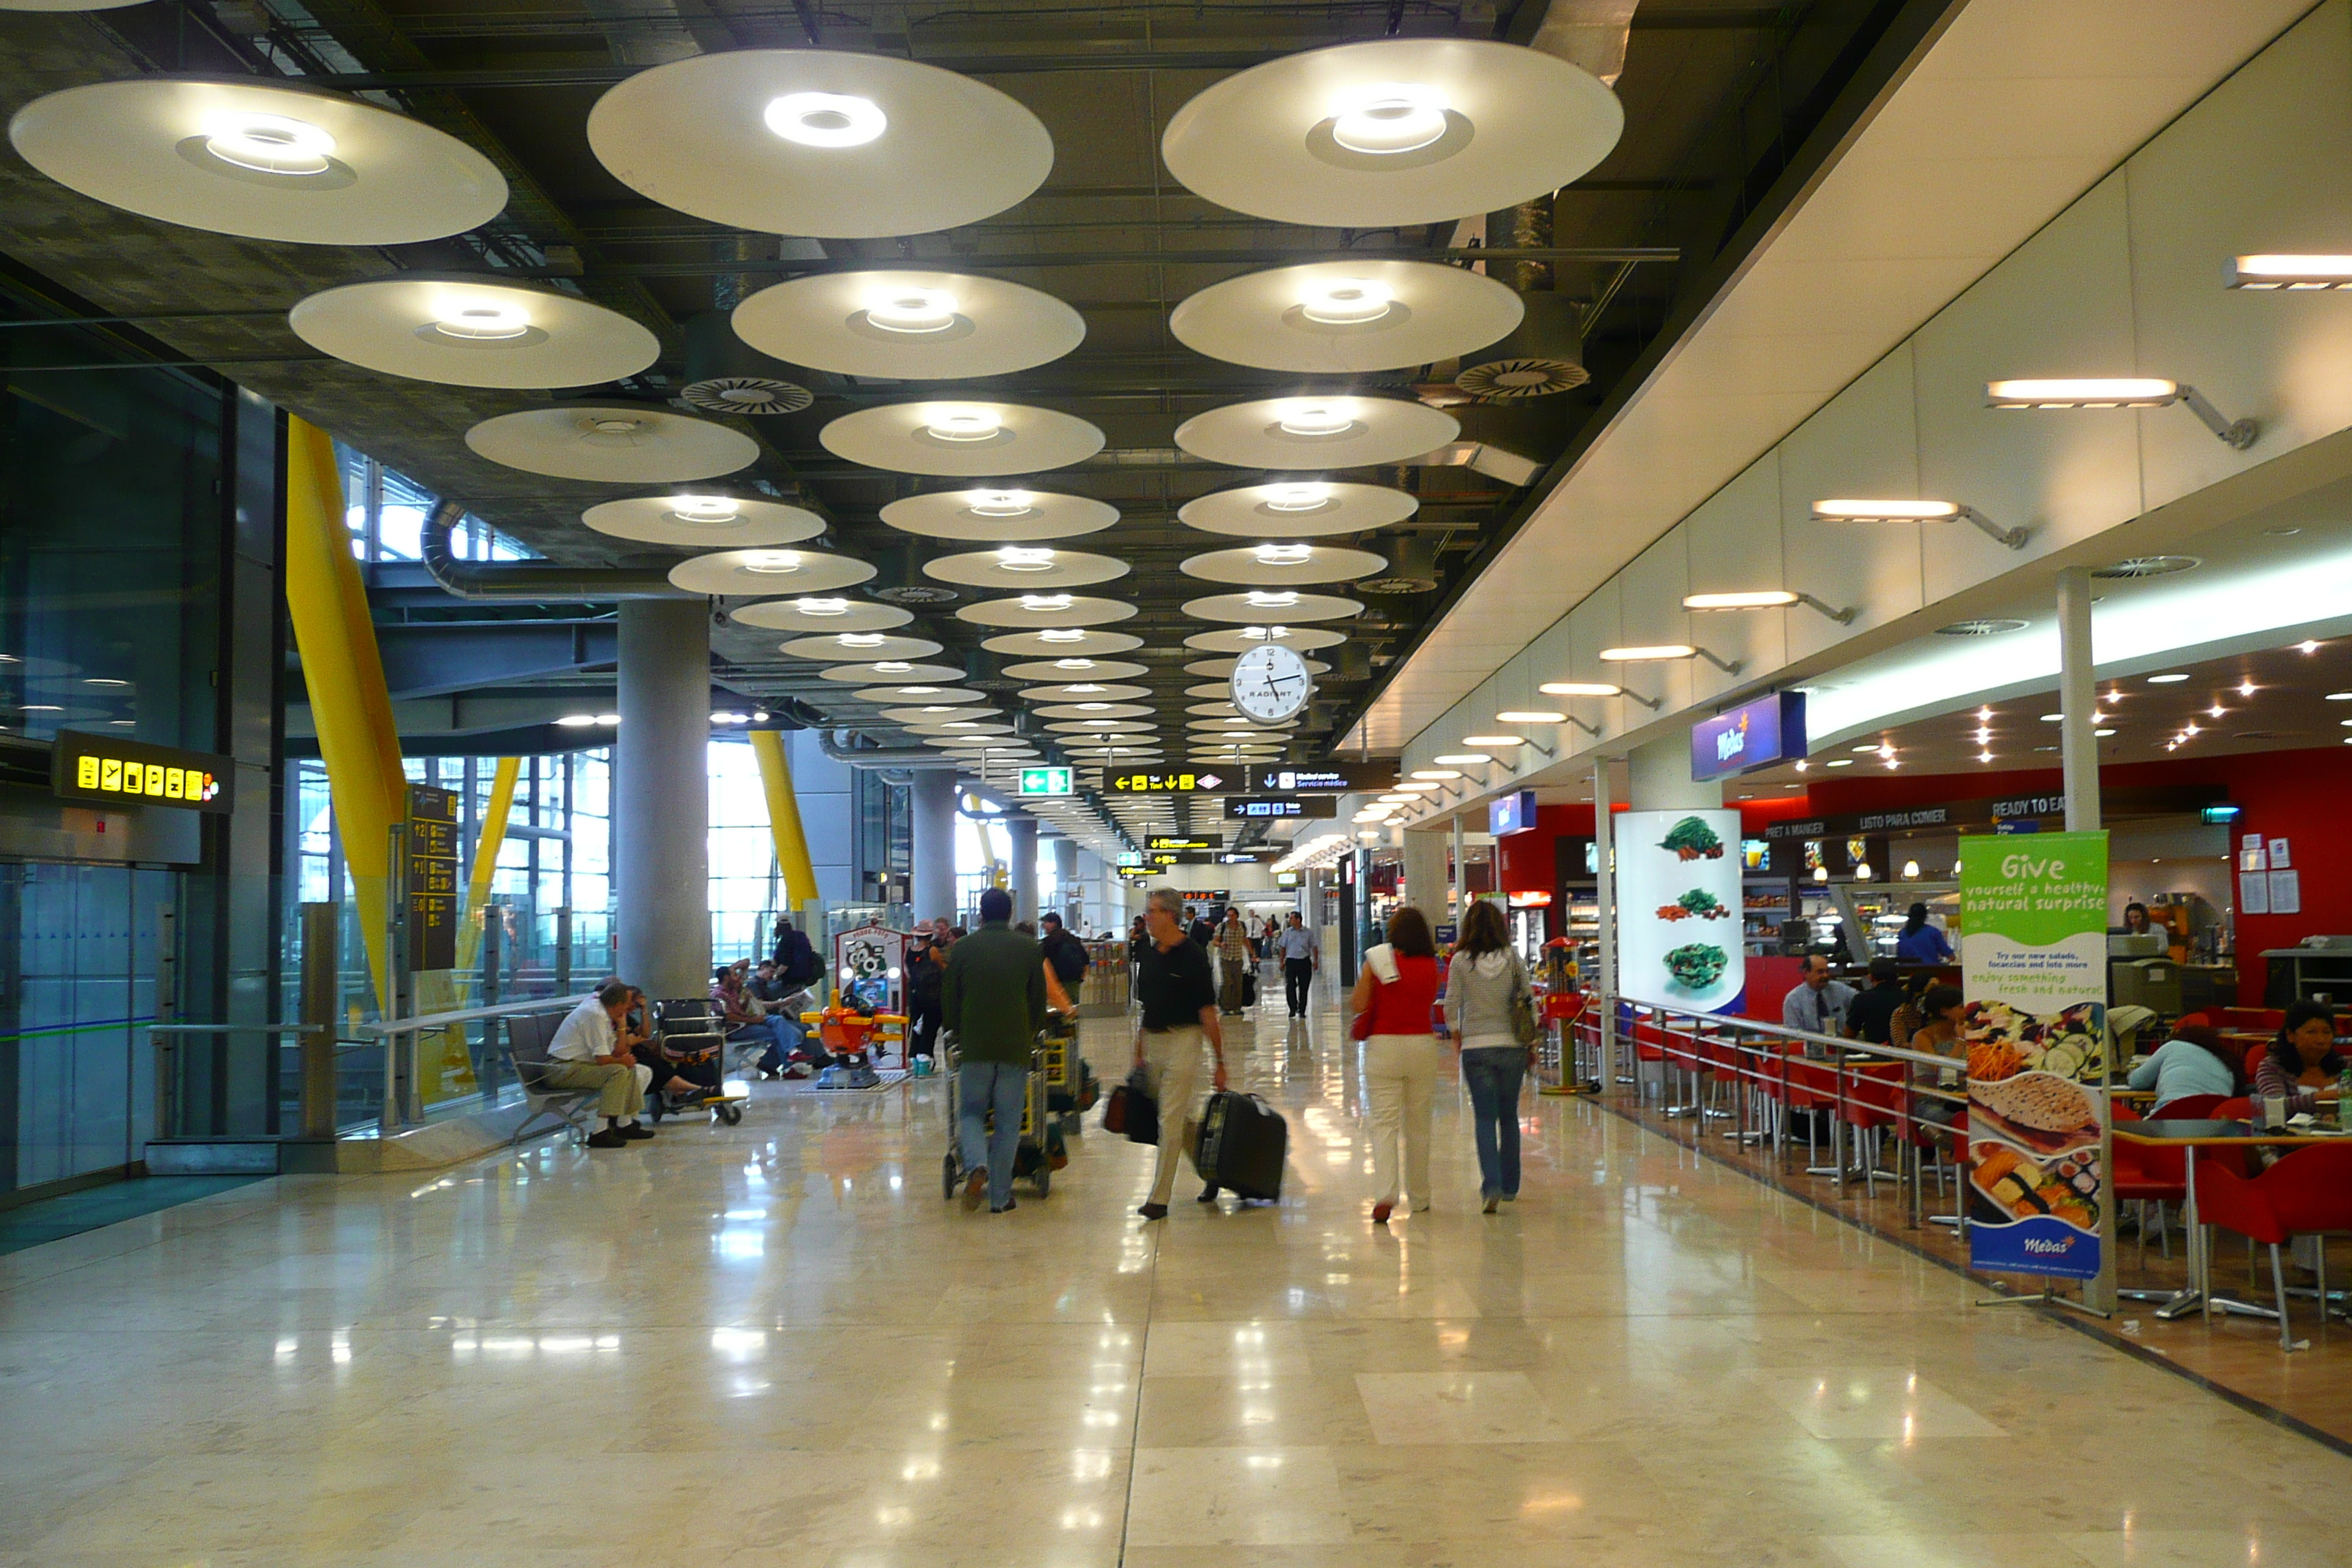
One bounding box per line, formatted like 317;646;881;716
943;888;1047;1213
1039;912;1090;995
906;933;946;1063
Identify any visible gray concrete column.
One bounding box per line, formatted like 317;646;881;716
2057;566;2101;832
911;769;959;927
1402;828;1447;921
1052;837;1079;924
615;600;710;1001
1627;732;1722;810
1593;758;1618;1060
1008;815;1040;926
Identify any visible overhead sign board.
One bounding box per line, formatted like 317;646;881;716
1489;788;1537;836
1224;795;1339;820
1115;850;1144;867
1690;691;1806;783
1108;769;1230;794
1147;835;1222;852
1240;761;1395;793
404;783;461;972
53;731;233;814
1017;764;1073;796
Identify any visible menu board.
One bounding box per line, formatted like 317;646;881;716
1961;831;2108;1281
406;783;459;972
1615;809;1744;1014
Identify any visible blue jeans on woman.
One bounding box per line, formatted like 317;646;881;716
958;1060;1030;1210
1459;1047;1527;1199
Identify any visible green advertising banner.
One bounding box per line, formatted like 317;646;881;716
1961;830;2109;1283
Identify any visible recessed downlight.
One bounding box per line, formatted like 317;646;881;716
764;91;886;148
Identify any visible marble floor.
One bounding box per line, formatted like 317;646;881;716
5;979;2349;1567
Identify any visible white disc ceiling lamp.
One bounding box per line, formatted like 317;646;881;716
1036;703;1155;722
7;78;507;244
734;271;1084;380
1185;655;1329;678
1184;625;1346;653
1182;590;1362;624
1159;38;1621;227
923;548;1128;592
822;402;1104;477
817;661;962;683
851;685;979;704
466;407;758;483
730;598;910;634
1001;657;1150;681
956;594;1136;629
1174;396;1457;470
1178;480;1417;538
1019;683;1153;702
582;493;825;549
880;488;1117;541
667;548;876;597
1180;544;1387;587
288;277;657;389
778;631;942;661
981;629;1145;657
1171;260;1522;374
587;50;1052;238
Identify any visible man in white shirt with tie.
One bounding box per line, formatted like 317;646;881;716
1781;954;1856;1049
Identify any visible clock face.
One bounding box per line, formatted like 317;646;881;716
1229;642;1313;724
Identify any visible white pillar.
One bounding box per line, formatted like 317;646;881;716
1008;815;1040;925
1052;838;1079;924
911;769;958;927
1593;757;1617;1064
1627;732;1721;810
1401;829;1447;922
1450;812;1465;927
2057;566;2101;832
615;600;711;1000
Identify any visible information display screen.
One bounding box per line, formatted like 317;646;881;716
52;731;233;815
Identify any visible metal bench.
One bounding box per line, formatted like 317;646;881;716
503;1011;600;1147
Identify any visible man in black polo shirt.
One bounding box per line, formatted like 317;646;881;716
1844;957;1905;1047
1134;886;1226;1221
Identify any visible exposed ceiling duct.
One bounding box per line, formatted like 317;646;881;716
418;502;695;601
1529;0;1641;88
676;309;814;418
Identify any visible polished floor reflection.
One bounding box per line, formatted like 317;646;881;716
4;978;2348;1567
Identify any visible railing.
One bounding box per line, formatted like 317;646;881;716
1078;938;1131;1014
1571;995;1992;1232
356;992;595;1136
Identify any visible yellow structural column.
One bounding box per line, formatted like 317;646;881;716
420;755;521;1097
283;415;407;1012
748;730;818;907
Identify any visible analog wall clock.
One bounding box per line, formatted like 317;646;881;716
1229;641;1313;725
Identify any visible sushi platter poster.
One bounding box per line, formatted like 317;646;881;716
1960;831;2110;1281
1616;810;1745;1015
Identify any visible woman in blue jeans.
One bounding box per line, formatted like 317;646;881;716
1442;899;1534;1213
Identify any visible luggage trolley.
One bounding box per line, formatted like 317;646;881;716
646;998;749;1126
938;1030;1058;1200
1039;1010;1091;1135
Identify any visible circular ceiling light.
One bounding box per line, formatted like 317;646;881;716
734;270;1085;380
296;276;663;390
1004;657;1150;681
1036;703;1153;721
1019;683;1153;703
2092;554;2203;580
7;77;507;244
1178;480;1418;538
1169;260;1521;373
587;50;1052;238
818;661;962;685
733;598;912;634
1159;39;1622;227
1175;396;1457;470
1182;656;1330;679
957;595;1137;628
1183;625;1348;654
821;402;1104;476
1183;591;1362;625
878;488;1117;542
466;407;758;483
1180;545;1387;586
581;493;824;547
668;549;877;598
924;548;1128;590
980;630;1145;658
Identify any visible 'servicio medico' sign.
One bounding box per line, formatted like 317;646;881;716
1961;831;2109;1284
1689;691;1806;782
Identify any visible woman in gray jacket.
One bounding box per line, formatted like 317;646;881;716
1444;899;1533;1212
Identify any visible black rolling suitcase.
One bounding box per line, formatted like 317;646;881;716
1194;1090;1286;1201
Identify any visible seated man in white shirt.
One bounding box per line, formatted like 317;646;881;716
1781;954;1858;1054
541;981;655;1148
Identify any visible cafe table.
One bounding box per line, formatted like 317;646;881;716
2110;1118;2352;1323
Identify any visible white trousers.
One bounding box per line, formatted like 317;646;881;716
1143;1025;1206;1206
1364;1033;1441;1207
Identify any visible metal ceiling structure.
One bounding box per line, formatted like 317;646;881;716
0;0;1928;843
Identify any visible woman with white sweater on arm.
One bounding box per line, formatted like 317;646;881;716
1444;899;1535;1213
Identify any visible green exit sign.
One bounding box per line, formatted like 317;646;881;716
1017;765;1073;796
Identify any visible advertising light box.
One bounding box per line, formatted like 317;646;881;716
1616;809;1744;1014
1689;691;1806;782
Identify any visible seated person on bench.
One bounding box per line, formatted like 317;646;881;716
714;965;797;1077
630;985;720;1108
542;980;655;1149
746;959;815;1063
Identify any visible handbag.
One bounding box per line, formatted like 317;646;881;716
1506;952;1542;1049
1107;1065;1159;1144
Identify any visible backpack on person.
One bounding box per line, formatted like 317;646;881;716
1045;930;1088;985
777;926;823;988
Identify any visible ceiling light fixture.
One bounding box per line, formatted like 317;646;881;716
1037;627;1087;643
1253;543;1314;566
872;660;913;674
995;546;1056;572
1297;276;1395;325
1431;753;1492;766
1984;378;2257;449
1809;497;2027;549
1051;657;1096;671
2146;672;2188;684
838;633;887;649
202;111;337;176
763;91;887;148
1245;589;1300;608
2225;254;2352;290
1597;643;1743;674
967;490;1037;517
1275;405;1353;437
1682;589;1855;624
1411;769;1463;780
863;287;960;333
1327;81;1450;156
1496;709;1567;724
1460;734;1527;747
924;409;1002;442
429;300;531;342
795;597;850;617
742;550;803;573
1018;593;1074;612
668;494;740;524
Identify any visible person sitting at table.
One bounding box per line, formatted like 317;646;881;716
1885;970;1934;1058
2250;999;2345;1117
1844;957;1905;1045
2125;1022;2242;1111
1781;954;1855;1051
1905;984;1968;1126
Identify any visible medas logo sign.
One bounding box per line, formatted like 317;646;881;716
1689;691;1805;783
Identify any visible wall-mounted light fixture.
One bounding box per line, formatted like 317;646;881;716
1810;498;2027;550
2225;254;2352;290
1682;589;1855;625
1984;378;2256;450
1597;644;1744;675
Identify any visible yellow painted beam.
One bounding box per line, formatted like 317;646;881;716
455;757;521;976
748;730;818;906
283;416;406;1012
418;756;522;1099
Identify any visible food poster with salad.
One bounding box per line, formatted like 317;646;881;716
1961;831;2109;1281
1617;810;1745;1014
